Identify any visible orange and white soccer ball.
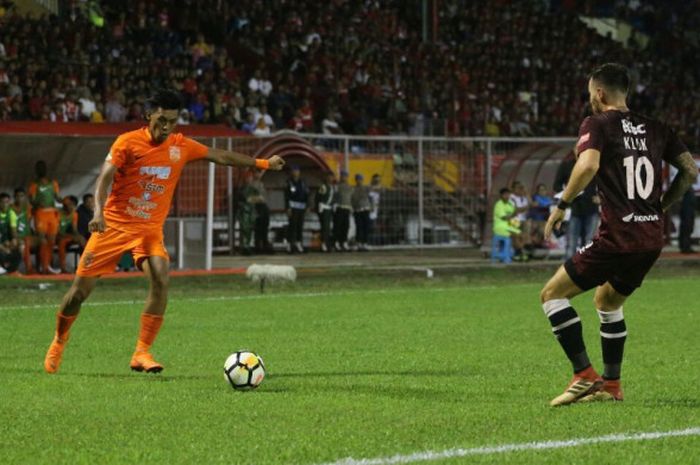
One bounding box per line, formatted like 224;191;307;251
223;351;266;390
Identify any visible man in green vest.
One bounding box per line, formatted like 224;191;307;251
0;192;20;274
492;187;520;263
12;188;37;274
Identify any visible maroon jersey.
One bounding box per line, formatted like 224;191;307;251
576;110;688;252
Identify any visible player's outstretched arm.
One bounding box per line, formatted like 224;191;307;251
662;152;698;212
544;149;600;240
205;148;285;171
89;162;117;233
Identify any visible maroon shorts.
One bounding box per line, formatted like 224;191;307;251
564;241;661;296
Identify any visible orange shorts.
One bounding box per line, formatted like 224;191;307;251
34;209;59;236
77;227;169;277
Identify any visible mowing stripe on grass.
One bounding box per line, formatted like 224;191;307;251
314;427;700;465
0;285;516;312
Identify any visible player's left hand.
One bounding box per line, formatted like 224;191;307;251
268;155;285;171
544;208;565;241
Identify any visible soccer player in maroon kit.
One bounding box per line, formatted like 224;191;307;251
540;63;698;406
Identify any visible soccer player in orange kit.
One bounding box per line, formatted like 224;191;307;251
44;89;284;374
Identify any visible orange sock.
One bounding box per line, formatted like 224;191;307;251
135;313;164;353
55;312;77;343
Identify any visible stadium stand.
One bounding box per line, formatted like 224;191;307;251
0;0;698;150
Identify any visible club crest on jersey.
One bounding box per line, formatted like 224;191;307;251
621;119;646;135
577;132;590;147
139;166;171;179
169;146;181;162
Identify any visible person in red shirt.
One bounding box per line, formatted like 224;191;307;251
44;89;284;374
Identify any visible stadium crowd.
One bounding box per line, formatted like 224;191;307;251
0;0;698;149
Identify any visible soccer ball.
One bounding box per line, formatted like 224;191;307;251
223;351;266;390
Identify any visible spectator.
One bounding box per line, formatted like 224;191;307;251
678;188;696;254
351;174;371;251
368;174;382;245
57;196;85;273
247;169;272;254
316;172;336;253
252;116;271;136
322;110;343;135
492;187;520;264
241;113;256;134
285;165;309;254
529;184;554;247
0;191;19;274
76;193;94;241
333;170;352;251
510;181;531;261
554;157;601;259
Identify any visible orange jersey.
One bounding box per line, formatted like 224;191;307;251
104;127;209;233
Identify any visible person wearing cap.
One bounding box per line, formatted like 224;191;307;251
351;173;371;251
316;172;336;252
285;165;309;253
333;170;352;251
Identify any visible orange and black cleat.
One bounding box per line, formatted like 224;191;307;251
130;352;164;373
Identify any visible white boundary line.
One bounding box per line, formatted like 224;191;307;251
313;427;700;465
0;285;517;312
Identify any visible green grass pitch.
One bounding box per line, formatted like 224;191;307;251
0;269;698;465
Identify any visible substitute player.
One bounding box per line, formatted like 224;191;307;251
44;89;284;374
28;160;61;274
540;63;698;406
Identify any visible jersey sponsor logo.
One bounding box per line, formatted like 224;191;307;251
622;212;660;223
128;197;158;211
126;206;152;219
138;180;166;194
139;166;171;180
622;119;646;135
577;132;590;147
169;146;181;162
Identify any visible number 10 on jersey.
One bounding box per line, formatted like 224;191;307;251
623;156;653;200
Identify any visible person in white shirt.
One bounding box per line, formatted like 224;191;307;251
510;181;532;261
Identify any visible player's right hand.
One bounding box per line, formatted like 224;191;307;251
544;208;565;241
268;155;285;171
89;215;107;233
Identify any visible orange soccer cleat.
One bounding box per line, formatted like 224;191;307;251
130;351;164;373
550;366;603;407
44;337;67;374
580;379;624;403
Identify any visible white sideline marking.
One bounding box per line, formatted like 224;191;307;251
313;427;700;465
0;285;520;312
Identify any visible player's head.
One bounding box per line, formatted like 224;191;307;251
63;195;78;210
588;63;630;114
290;165;300;180
35;160;48;178
0;192;10;211
13;187;26;205
499;187;511;201
144;89;182;144
355;173;364;185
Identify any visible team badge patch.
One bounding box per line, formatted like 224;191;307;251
81;251;95;268
169;146;181;162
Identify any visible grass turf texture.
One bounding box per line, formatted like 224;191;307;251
0;268;698;465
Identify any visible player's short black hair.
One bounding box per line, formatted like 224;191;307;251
145;88;182;112
499;187;511;195
67;195;79;206
82;193;94;203
14;187;25;195
589;63;630;94
0;192;10;200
